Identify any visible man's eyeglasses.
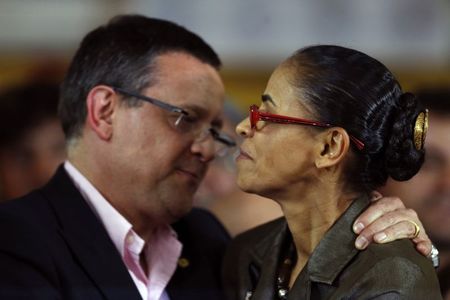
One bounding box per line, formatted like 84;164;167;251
249;105;365;150
113;87;237;157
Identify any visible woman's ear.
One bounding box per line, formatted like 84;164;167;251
85;85;117;141
315;128;350;169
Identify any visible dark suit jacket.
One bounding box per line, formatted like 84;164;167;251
223;195;442;300
0;166;230;300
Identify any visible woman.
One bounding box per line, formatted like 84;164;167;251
223;45;442;299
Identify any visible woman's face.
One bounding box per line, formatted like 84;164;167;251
235;65;322;199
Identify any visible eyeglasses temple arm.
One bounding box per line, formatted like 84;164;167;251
113;87;186;114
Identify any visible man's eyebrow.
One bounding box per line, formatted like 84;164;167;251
181;104;223;128
261;94;276;106
180;104;208;116
211;118;223;129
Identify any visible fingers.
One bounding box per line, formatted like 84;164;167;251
353;195;405;235
354;211;416;249
354;205;433;258
356;209;419;246
415;241;432;257
371;218;422;243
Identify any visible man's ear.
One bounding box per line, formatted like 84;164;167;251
315;128;350;169
86;85;117;141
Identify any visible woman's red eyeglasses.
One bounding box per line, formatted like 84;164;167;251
249;105;365;150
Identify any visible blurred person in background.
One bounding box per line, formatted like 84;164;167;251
381;88;450;299
0;82;66;202
195;100;282;237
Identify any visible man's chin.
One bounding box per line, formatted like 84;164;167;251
166;199;195;222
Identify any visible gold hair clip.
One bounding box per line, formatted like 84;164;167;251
413;109;429;150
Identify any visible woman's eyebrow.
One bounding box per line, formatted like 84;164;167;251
261;94;277;106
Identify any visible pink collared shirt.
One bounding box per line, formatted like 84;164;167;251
64;161;182;300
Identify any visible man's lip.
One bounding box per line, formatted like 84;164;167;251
177;168;201;180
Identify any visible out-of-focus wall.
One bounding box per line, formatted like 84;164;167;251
0;0;127;89
1;0;449;108
130;0;450;69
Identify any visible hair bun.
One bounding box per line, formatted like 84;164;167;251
384;92;425;181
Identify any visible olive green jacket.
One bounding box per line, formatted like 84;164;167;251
223;195;442;299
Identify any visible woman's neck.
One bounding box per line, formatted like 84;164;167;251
276;180;358;287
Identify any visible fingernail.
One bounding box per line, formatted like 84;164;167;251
353;222;365;234
371;194;382;201
355;236;368;249
371;190;383;200
374;232;387;243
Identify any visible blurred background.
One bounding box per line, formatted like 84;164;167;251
1;0;449;107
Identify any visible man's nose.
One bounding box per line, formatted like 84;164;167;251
191;137;216;163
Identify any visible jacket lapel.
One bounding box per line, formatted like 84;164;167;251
247;219;288;300
42;166;142;300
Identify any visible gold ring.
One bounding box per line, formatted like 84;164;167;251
407;220;421;239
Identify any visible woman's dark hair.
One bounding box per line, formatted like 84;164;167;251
59;15;221;140
285;45;425;192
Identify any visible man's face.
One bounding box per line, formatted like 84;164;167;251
110;52;225;223
381;113;450;249
0;118;66;201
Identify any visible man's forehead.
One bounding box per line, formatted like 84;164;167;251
152;53;223;88
147;51;225;121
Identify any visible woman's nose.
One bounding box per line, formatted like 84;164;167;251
191;137;216;163
236;117;253;138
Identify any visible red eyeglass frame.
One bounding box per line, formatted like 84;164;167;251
249;105;365;150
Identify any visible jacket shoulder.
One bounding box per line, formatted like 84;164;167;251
333;240;442;299
0;189;57;230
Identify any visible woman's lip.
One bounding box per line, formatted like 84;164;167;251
237;148;253;160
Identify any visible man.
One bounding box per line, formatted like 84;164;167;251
0;83;66;202
0;15;434;300
381;88;450;299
